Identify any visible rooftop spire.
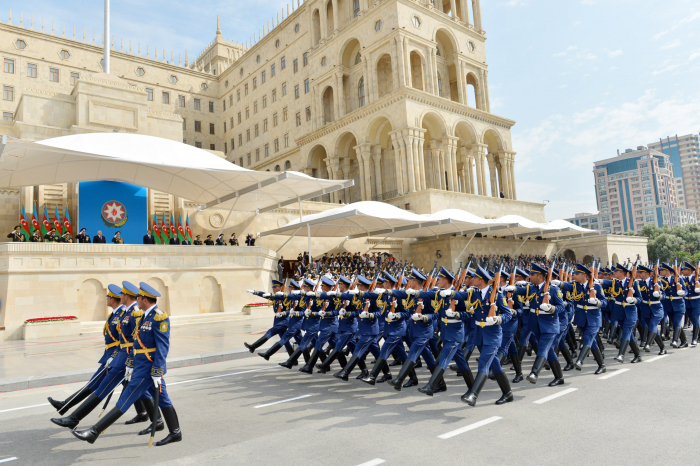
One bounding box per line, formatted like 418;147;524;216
216;15;221;36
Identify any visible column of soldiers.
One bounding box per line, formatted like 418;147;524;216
245;258;699;405
46;281;182;446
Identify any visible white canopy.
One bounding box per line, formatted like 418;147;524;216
0;134;352;212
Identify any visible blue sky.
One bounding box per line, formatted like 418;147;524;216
4;0;700;220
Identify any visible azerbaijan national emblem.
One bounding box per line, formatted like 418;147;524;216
102;200;128;227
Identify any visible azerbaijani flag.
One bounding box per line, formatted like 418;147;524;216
53;207;64;235
152;213;163;244
19;205;32;240
31;204;41;234
41;205;51;236
185;213;193;241
177;214;186;242
169;213;177;239
63;208;73;237
160;213;170;241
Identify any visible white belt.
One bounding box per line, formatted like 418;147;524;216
614;301;634;307
576;304;599;310
688;296;700;300
443;319;461;324
644;300;660;304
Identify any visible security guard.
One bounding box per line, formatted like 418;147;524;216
680;262;700;345
72;282;181;446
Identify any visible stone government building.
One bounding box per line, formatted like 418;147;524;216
0;1;647;338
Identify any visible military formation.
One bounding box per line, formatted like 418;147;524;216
245;258;699;405
46;281;181;447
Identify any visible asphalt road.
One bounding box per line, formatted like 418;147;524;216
0;345;698;466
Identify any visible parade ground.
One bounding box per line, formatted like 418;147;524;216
1;339;697;466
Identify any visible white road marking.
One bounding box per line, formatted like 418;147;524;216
438;416;502;439
169;366;278;386
644;355;668;363
356;459;385;466
533;388;578;404
0;458;17;463
598;368;629;380
0;403;50;414
254;394;313;408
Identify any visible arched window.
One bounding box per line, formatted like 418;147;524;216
274;165;281;171
284;160;292;170
355;52;362;65
353;0;360;17
358;77;365;107
437;73;443;97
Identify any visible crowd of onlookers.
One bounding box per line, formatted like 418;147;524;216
278;252;409;282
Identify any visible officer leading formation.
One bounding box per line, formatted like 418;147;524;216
245;258;699;406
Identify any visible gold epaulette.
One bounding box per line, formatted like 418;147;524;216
103;322;108;336
131;310;144;317
154;312;169;321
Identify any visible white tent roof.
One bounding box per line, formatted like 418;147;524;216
0;133;352;212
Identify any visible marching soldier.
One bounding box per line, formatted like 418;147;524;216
658;263;688;348
680;262;700;346
314;276;355;374
257;280;304;362
638;265;666;355
298;276;339;373
496;270;523;382
7;225;24;242
244;279;293;354
72;282;182;446
600;264;643;363
279;278;322;369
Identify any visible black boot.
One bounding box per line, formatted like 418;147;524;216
51;393;102;429
548;360;565;386
693;327;700;346
245;335;269;353
361;358;385;385
418;367;445;396
317;349;338;373
138;397;164;435
615;339;630;363
511;352;524;383
279;347;303;369
517;344;527;362
71;406;123;444
592;348;606;374
671;326;681;348
655;334;667;355
461;372;487;406
334;355;359;381
125;399;149;425
155;406;182;446
414;358;423;369
449;363;459;372
640;328;649;350
258;342;282;361
403;369;419;388
495;372;514;405
678;328;689;348
51;386;91;415
376;361;392;383
630;340;643;363
644;331;656;352
596;334;606;352
574;345;591;371
462;368;475;390
560;346;575;371
527;356;546;384
356;357;369;379
299;349;321;374
388;359;415;391
607;326;617;345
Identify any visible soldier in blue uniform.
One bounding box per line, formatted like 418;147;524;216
680;262;700;346
516;263;567;386
496;270;523;382
257;279;303;361
279;278;321;368
551;269;577;371
72;282;181;446
298;276;339;373
385;269;440;391
600;264;643;363
333;275;382;381
314;276;354;373
658;263;688;348
244;279;295;356
637;265;667;355
514;269;540;362
559;264;608;374
449;266;512;406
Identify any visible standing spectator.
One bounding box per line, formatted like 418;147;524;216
169;234;180;245
229;233;239;246
204;235;215;245
111;231;124;244
76;228;91;243
143;229;155;244
245;233;256;246
45;227;59;242
181;236;192;245
194;235;203;245
93;230;106;244
216;234;226;245
7;225;24;242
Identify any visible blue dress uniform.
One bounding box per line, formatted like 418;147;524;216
681;262;700;345
315;275;355;373
637;267;667;354
244;279;296;354
72;282;181;446
559;264;608;373
258;280;303;361
455;265;513;406
600;264;643;363
496;272;521;372
333;275;381;381
659;263;688;348
278;279;321;368
515;274;540;359
298;276;340;373
386;269;439;391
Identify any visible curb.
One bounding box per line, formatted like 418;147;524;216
0;345;272;392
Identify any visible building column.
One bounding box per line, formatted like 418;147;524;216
331;0;339;33
371;145;383;200
320;4;328;40
390;132;405;195
441;137;455;192
336;72;345;118
416;129;427;190
362;56;371;105
497;150;510;199
356;143;373;200
486;153;498;197
473;143;487;196
472;0;483;32
396;36;406;88
428;140;440;189
463;0;471;26
404;37;412;89
462;147;474;194
341;157;352;202
450;0;459;20
456;60;465;105
425;48;435;95
509;153;517;199
482;69;491;113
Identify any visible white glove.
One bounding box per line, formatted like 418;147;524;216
588;297;600;306
360;311;370;318
106;357;113;368
406;289;419;296
291;290;301;295
511;308;517;317
304;309;311;317
594;279;601;285
319;310;326;317
327;290;339;297
246;289;255;294
677;290;687;297
652;291;661;298
374;288;385;295
152;376;161;389
349;289;360;295
125;366;133;382
275;311;286;318
262;293;271;298
626;296;636;304
445;310;456;318
551;280;561;287
304;291;315;297
275;291;284;296
339;308;347;316
440;290;455;298
388;312;397;320
539;303;552;313
695;288;700;294
411;313;422;321
484;316;497;326
516;281;527;286
505;285;516;292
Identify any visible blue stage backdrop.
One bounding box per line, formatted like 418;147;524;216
78;181;148;244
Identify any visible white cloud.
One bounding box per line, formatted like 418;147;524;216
653;31;668;41
690;50;700;60
553;46;577;57
660;39;682;50
608;50;623;58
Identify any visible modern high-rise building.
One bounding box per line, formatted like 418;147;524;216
647;133;700;212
